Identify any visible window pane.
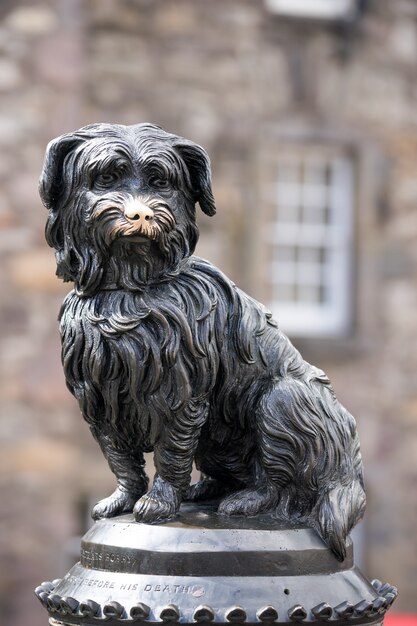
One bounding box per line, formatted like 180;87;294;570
301;204;326;224
298;247;321;263
296;263;322;285
303;161;327;186
301;185;327;211
274;246;297;262
297;284;321;304
272;262;296;284
277;202;300;223
278;162;300;184
273;283;296;302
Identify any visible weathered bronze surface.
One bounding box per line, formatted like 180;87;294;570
36;503;396;626
35;124;396;624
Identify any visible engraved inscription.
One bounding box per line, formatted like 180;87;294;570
81;548;139;570
143;584;205;597
64;573;117;589
63;573;205;597
120;583;139;591
82;578;115;589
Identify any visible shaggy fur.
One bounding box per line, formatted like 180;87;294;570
40;123;365;561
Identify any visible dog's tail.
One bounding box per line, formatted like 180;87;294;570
315;478;366;561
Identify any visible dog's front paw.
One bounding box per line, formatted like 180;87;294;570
134;476;181;523
92;487;137;520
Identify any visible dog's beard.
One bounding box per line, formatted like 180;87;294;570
85;193;194;290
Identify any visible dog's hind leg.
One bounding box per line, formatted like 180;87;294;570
134;400;209;523
218;382;301;518
187;473;236;502
218;483;278;516
188;446;248;502
91;431;149;520
227;378;366;562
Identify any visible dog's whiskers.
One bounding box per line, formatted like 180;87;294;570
110;219;158;242
90;196;176;245
90;200;124;221
153;208;176;230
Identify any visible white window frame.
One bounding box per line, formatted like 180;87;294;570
268;150;354;338
265;0;357;21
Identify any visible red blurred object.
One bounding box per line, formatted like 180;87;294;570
385;616;417;626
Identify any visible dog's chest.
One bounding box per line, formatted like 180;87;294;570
59;285;219;437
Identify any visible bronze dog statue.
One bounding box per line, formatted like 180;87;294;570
40;123;365;561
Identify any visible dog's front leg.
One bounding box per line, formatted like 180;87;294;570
91;431;149;520
134;400;209;523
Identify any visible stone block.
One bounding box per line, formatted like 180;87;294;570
8;248;66;293
4;5;58;37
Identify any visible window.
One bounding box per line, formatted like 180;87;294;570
265;0;358;21
268;149;354;337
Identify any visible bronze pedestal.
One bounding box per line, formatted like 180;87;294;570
35;503;396;626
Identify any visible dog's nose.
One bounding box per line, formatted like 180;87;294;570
124;200;154;224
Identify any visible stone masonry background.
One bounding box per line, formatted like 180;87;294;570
0;1;416;624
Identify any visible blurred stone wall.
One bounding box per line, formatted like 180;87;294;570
0;1;416;624
0;2;110;625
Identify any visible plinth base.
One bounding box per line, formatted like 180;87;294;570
35;502;397;626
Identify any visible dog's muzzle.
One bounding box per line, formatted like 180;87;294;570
90;193;176;246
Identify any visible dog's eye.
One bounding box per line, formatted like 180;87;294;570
94;172;119;188
149;176;170;190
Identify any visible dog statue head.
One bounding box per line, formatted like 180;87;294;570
40;123;216;295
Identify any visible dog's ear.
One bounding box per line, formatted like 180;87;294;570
40;132;90;285
39;133;83;212
174;140;216;216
